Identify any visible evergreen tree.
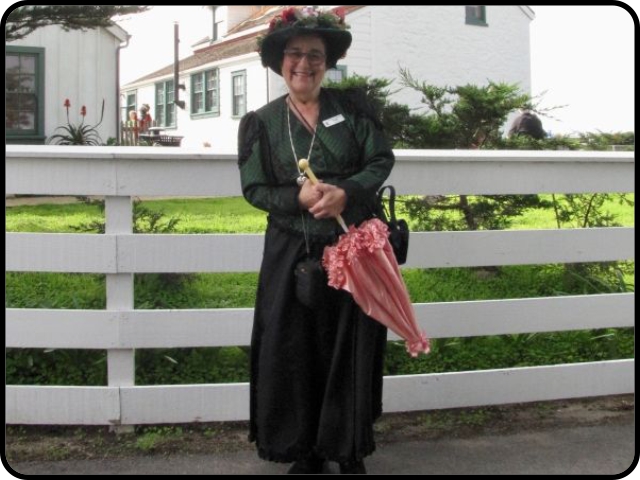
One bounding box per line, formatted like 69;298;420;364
329;70;550;232
5;5;149;42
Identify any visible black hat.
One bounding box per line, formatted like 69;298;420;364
258;6;352;76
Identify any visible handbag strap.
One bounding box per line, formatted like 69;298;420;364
300;213;311;255
377;185;397;222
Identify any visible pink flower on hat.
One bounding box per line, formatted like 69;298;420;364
300;6;318;18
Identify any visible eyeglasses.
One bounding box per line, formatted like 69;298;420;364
283;49;326;66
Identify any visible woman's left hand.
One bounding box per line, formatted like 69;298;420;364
308;183;347;219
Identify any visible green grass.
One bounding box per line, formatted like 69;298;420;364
395;194;634;231
135;272;258;309
6;194;632;234
5;272;106;309
136;197;268;234
403;264;575;303
509;194;635;230
6;202;105;233
5;197;268;234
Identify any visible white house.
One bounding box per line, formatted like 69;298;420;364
6;23;130;145
120;5;535;152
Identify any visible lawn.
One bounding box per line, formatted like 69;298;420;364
6;193;634;233
5;197;268;234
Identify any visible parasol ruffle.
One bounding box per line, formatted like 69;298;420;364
406;331;431;357
323;218;389;289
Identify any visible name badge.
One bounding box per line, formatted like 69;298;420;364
323;114;345;128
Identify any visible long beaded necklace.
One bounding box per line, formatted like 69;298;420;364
286;96;317;187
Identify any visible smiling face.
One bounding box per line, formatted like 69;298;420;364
281;34;327;101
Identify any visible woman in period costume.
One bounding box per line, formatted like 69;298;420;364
237;6;395;474
138;103;153;132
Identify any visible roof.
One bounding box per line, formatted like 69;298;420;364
123;5;365;87
225;5;292;36
226;5;365;36
107;23;130;42
124;32;260;86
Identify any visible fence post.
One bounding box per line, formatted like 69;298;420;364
105;195;134;430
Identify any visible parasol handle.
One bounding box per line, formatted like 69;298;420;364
299;159;348;232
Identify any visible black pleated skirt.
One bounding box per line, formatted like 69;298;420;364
249;222;387;464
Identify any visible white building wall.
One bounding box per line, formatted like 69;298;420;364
268;69;288;102
344;8;373;77
9;25;123;143
346;5;532;110
130;55;268;152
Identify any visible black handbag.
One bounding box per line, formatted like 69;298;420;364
377;185;410;265
292;213;328;308
293;257;327;308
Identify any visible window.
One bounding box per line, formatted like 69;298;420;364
324;66;348;85
155;80;176;127
122;91;137;122
465;6;487;26
191;69;219;116
231;70;246;118
5;46;45;142
211;6;223;42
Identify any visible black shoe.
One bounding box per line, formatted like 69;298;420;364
339;460;366;474
287;454;324;474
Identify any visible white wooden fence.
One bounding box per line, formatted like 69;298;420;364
5;145;634;426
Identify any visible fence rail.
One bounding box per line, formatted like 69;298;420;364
5;145;635;425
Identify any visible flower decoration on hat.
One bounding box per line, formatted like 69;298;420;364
258;6;349;50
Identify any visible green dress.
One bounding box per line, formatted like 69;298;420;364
238;88;395;463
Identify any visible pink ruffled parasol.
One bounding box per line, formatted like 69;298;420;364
323;218;430;357
299;160;430;357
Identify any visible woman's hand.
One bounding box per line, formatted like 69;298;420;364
308;183;347;219
298;179;322;210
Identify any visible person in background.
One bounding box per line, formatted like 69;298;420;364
508;108;546;139
237;6;395;475
138;103;153;132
